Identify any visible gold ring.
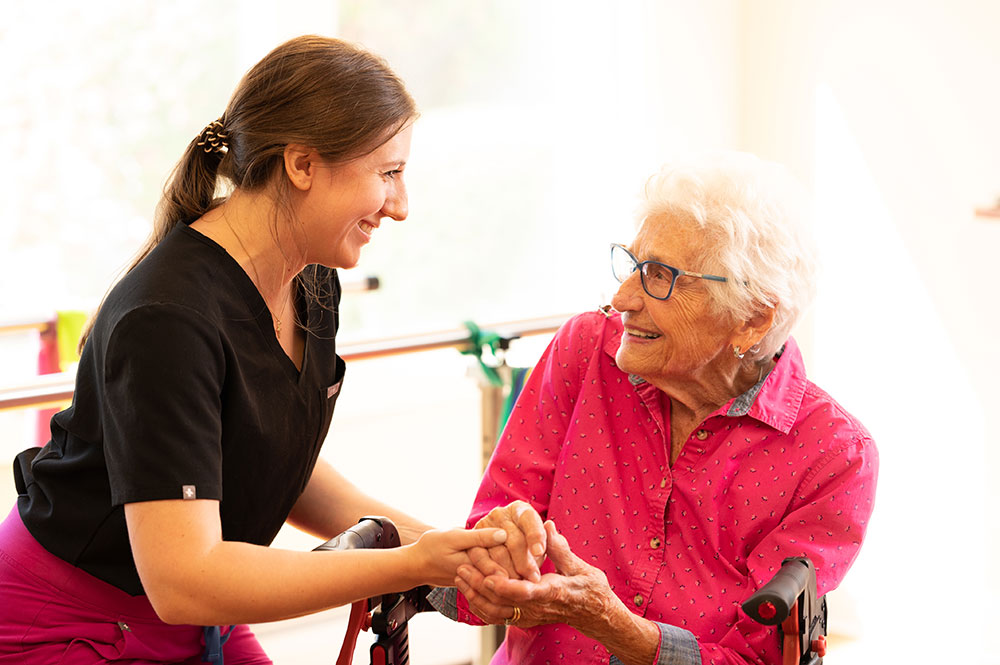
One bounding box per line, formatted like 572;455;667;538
504;606;521;626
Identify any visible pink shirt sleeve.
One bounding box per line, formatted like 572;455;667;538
454;318;587;623
467;317;586;527
699;431;878;664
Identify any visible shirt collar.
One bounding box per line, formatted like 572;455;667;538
601;312;808;434
725;337;807;433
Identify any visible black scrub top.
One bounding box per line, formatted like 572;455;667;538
14;224;346;595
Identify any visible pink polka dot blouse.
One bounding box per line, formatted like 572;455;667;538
447;311;879;665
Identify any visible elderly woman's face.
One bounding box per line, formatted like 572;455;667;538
611;217;739;384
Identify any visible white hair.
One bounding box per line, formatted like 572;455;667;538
637;152;818;359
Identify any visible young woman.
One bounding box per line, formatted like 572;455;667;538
1;35;505;664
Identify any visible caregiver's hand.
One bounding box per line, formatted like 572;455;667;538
407;526;508;588
471;500;547;582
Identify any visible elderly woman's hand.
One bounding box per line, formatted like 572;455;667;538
457;521;659;665
470;501;547;583
458;521;611;627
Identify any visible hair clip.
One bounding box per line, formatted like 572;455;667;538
196;118;229;154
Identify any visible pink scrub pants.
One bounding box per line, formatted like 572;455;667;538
0;506;271;664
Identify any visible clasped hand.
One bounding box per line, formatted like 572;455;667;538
454;501;614;631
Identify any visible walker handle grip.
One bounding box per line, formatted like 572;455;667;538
313;517;399;553
741;557;811;625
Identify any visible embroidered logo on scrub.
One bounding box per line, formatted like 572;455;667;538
182;485;197;500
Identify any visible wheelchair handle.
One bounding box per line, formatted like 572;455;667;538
313;517;431;665
314;516;400;553
313;517;402;615
741;557;812;625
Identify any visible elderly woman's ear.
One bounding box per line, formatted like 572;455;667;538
731;303;777;360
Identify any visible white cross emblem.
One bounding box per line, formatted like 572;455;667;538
182;485;196;500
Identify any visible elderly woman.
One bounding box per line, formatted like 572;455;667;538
432;153;879;665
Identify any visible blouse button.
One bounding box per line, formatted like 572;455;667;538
634;594;644;607
660;478;668;489
695;429;709;441
650;537;661;549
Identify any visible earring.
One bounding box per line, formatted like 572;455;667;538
733;345;745;359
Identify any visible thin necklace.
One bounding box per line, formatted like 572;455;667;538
223;217;290;337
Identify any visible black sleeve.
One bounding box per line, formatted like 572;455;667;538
102;303;226;506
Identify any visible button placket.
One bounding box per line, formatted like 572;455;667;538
629;479;668;618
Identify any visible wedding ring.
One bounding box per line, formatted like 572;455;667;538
504;606;521;626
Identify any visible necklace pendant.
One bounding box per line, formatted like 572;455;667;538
275;318;282;336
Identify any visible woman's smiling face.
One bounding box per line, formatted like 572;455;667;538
610;216;738;384
294;125;412;270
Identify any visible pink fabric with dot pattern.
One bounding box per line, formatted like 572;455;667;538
458;311;878;665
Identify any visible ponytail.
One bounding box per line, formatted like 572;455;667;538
77;121;228;352
153;117;229;243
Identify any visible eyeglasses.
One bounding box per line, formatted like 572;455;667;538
610;243;727;301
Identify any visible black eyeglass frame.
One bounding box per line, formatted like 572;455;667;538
610;243;728;301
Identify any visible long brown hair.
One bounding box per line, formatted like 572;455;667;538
80;35;416;351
